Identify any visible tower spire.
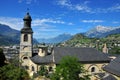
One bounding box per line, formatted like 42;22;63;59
21;11;33;33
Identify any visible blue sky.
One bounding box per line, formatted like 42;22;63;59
0;0;120;39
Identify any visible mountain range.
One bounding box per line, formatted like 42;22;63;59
84;25;120;38
0;23;120;45
37;33;73;43
37;25;120;43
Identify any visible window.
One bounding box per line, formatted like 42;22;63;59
24;34;28;42
24;66;29;69
32;66;34;71
49;67;53;71
23;56;28;59
91;67;95;72
42;49;44;53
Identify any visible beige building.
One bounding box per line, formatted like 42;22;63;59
19;12;117;80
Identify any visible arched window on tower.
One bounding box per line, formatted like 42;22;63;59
24;34;28;42
91;67;95;72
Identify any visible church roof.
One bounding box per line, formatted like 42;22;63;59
31;47;110;64
53;47;110;64
30;54;53;64
103;56;120;77
95;73;117;80
102;75;117;80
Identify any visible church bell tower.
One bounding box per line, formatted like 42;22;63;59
19;12;33;65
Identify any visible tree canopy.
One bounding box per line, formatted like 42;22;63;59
0;64;30;80
50;56;90;80
37;65;48;77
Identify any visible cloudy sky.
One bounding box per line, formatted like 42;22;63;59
0;0;120;39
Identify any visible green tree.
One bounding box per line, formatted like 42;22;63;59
109;46;120;54
0;64;30;80
51;56;90;80
0;48;6;67
37;65;48;77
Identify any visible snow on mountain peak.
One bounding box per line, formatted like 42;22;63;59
95;25;114;32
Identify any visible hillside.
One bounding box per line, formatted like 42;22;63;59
0;24;38;45
38;33;73;43
0;24;20;38
58;33;97;47
0;24;20;45
58;33;120;54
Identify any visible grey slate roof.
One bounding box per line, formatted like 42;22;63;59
96;73;117;80
53;47;110;64
103;56;120;77
102;75;117;80
31;47;110;64
30;54;53;64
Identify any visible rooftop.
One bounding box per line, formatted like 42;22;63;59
31;47;110;64
54;47;110;64
103;56;120;77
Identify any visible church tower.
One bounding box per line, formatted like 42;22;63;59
102;43;108;53
19;12;33;66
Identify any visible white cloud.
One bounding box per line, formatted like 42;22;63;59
57;0;120;13
58;0;71;6
0;16;71;30
18;0;22;3
32;18;66;27
108;4;120;12
0;17;23;30
18;0;37;4
26;0;32;4
93;4;120;13
57;0;91;13
81;20;104;23
112;21;119;24
68;22;74;25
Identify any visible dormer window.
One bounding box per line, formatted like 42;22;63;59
24;34;28;42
